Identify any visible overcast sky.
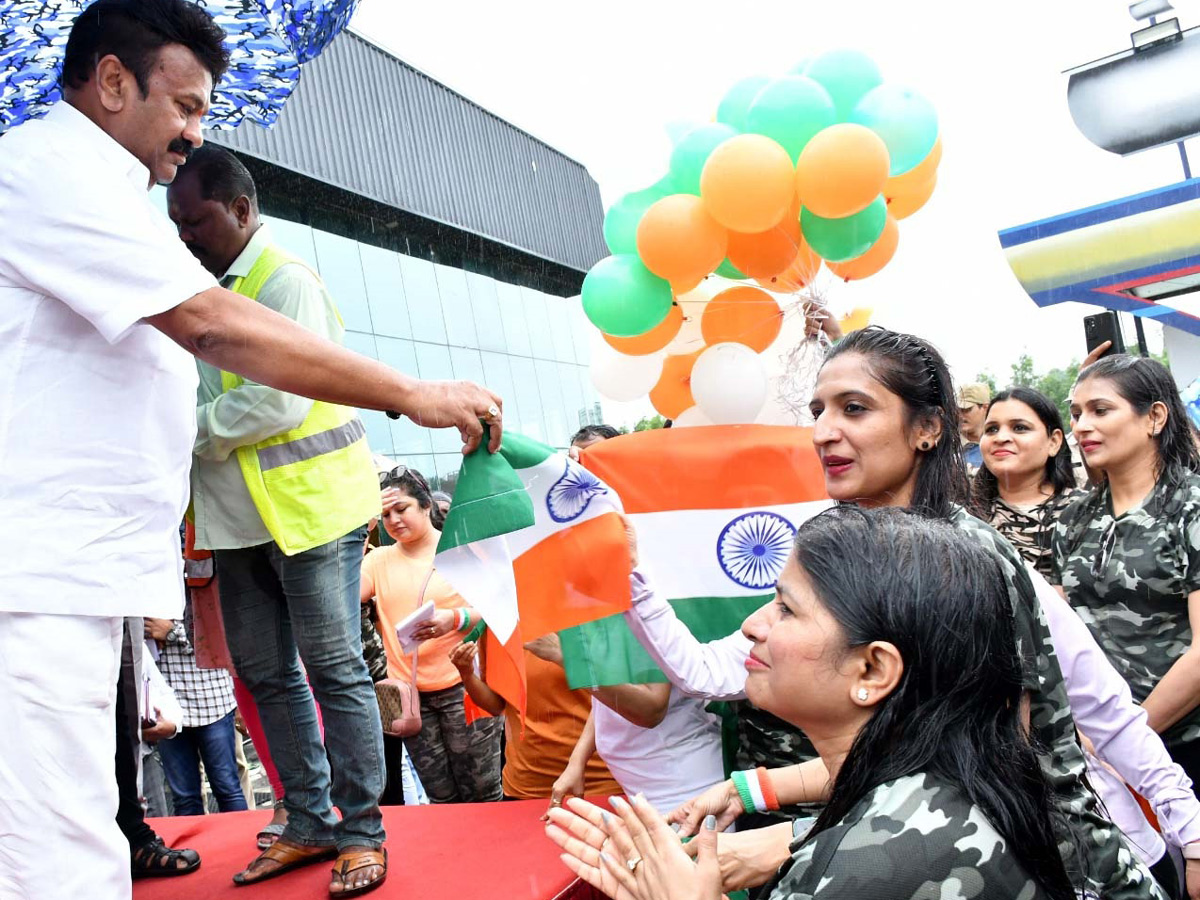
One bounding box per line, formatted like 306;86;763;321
350;0;1197;386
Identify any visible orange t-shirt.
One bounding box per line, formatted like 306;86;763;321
362;545;462;692
500;650;622;799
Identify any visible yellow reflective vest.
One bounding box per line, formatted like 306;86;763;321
221;243;380;556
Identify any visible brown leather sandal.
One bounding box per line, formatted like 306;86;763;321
329;847;387;897
232;838;338;886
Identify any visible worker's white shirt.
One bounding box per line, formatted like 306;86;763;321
0;102;216;617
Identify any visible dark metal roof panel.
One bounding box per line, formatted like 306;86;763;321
209;31;607;273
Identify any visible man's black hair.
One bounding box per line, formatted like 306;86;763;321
62;0;229;97
569;424;620;446
176;144;258;209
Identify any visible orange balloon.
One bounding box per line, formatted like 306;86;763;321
726;215;802;279
700;286;783;352
649;349;703;419
670;275;704;295
756;238;822;293
887;174;937;220
700;135;795;233
636;195;727;285
886;136;941;195
827;215;899;282
795;124;890;219
604;303;684;356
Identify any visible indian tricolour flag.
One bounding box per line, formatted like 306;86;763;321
434;433;633;715
560;425;832;689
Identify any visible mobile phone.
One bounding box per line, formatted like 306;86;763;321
1084;311;1126;358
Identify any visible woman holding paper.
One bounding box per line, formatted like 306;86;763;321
361;466;502;804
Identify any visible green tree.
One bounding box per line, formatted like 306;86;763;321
1010;352;1037;388
633;415;666;431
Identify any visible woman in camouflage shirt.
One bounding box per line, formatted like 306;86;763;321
1054;354;1200;788
973;386;1083;579
548;508;1075;900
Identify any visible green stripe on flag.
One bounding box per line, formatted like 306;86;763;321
559;594;769;689
498;432;556;470
437;434;549;553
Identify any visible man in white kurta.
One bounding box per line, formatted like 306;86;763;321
0;86;218;900
0;3;504;898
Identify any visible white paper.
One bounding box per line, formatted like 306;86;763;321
394;600;436;654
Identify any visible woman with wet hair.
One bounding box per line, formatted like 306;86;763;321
548;508;1075;900
624;327;1193;898
1054;355;1200;790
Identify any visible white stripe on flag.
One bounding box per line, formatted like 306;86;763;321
630;500;835;600
436;534;520;644
500;455;625;558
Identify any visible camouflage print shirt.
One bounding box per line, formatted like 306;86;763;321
1052;473;1200;749
764;773;1052;900
950;506;1163;900
734;701;823;821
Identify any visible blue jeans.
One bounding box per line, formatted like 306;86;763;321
215;527;385;850
157;710;247;815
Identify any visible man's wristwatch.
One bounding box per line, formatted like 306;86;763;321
165;624;182;644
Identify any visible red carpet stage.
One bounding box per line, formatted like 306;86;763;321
134;800;603;900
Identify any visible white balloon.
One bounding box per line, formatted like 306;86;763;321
589;335;664;402
691;342;768;424
673;406;714;428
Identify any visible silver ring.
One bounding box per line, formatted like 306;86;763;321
626;856;642;873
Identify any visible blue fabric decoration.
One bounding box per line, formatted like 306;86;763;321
0;0;358;136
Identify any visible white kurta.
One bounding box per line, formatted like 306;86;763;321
0;101;215;900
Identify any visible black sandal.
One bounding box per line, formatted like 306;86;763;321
131;837;201;879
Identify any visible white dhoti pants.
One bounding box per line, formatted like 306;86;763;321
0;613;126;900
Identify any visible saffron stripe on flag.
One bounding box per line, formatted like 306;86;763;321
582;425;825;514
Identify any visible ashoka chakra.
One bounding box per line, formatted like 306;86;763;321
717;511;796;590
546;460;608;523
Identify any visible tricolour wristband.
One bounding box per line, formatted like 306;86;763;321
731;769;767;814
457;609;472;633
731;771;756;814
756;767;780;812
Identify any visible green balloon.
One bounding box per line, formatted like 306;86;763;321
787;58;811;76
715;259;747;279
850;84;939;176
805;49;883;121
801;197;887;263
603;179;672;256
745;76;836;163
669;124;738;195
716;75;770;132
582;255;674;337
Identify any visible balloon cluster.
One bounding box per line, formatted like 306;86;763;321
584;49;940;424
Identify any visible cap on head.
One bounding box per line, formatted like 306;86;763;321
956;383;991;408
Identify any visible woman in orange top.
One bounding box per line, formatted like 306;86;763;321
361;466;502;804
451;634;622;803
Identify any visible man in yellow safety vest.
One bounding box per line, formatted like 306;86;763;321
168;145;392;894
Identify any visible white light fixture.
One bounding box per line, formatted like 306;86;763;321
1132;17;1182;49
